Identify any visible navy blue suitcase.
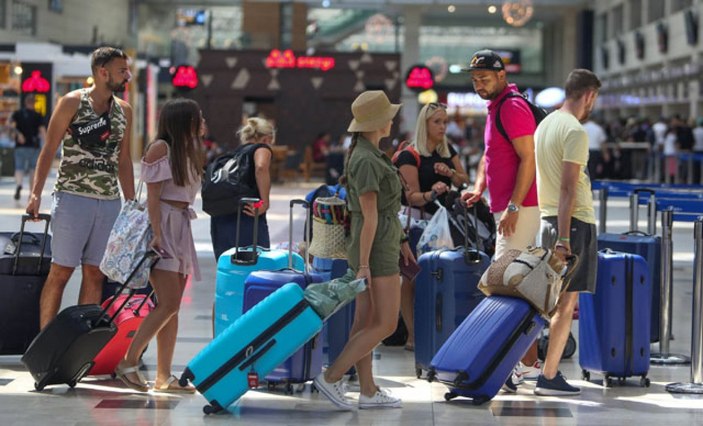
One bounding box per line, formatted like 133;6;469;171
579;250;651;387
428;296;545;404
241;199;324;390
312;257;354;372
414;246;490;378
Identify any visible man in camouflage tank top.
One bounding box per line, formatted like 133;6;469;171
27;47;135;329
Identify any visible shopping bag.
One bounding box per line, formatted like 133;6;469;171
99;182;153;289
416;205;454;255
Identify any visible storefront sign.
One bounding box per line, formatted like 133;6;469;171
21;70;50;93
171;65;199;90
265;49;335;72
405;65;434;91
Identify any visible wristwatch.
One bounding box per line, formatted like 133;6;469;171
507;202;519;213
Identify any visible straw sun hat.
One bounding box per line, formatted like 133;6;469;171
347;90;402;132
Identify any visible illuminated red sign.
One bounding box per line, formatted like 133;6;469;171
405;65;434;91
171;65;199;90
265;49;335;72
22;70;51;93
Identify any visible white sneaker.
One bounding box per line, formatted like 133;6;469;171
500;364;523;393
313;373;354;410
359;388;402;409
521;360;542;380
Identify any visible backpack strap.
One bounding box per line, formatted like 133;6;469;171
494;92;527;143
392;142;421;169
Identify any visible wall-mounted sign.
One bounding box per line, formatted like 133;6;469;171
265;49;335;72
171;65;199;90
491;49;522;73
22;70;50;93
21;63;53;117
405;65;434;91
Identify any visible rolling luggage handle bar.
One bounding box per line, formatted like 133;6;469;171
14;213;51;275
232;197;263;265
97;251;160;326
289;199;311;273
630;188;657;236
437;199;481;265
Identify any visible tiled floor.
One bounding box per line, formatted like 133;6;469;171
1;176;702;425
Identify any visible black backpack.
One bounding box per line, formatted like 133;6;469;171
495;92;548;142
201;143;270;217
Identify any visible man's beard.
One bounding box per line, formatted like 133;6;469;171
107;77;127;93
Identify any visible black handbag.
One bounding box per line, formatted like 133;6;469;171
201;143;270;216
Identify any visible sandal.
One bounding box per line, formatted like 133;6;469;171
115;363;148;392
154;375;196;394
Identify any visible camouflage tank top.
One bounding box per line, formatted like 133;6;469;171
55;89;127;199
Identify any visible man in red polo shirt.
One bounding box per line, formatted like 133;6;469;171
461;49;541;390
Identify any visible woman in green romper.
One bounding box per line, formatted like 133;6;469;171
314;91;415;410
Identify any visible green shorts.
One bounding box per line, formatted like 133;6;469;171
347;212;402;277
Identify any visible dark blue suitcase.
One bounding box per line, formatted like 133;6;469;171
181;283;324;414
597;233;661;342
312;257;354;371
579;250;651;387
414;246;490;378
428;296;545;404
240;199;324;390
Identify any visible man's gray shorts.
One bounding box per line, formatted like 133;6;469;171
50;191;121;268
540;216;597;294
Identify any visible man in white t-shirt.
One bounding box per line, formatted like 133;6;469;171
583;119;607;178
534;69;601;396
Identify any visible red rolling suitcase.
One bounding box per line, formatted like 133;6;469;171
88;292;155;376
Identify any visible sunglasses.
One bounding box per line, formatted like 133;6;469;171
425;102;447;117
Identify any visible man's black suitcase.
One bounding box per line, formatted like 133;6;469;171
0;214;51;355
21;253;157;391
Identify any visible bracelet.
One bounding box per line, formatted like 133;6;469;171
400;235;409;243
358;265;370;269
558;237;570;242
555;242;570;251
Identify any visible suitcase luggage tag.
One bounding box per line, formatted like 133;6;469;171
245;346;259;388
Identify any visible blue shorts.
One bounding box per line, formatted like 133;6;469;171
50;191;121;268
14;147;40;172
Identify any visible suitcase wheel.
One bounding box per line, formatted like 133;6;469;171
179;368;194;387
640;376;650;387
444;392;457;402
34;382;44;392
203;405;216;415
581;369;591;382
604;375;613;388
416;367;422;379
68;380;77;389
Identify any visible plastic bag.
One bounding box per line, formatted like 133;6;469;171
304;269;367;320
416;205;454;255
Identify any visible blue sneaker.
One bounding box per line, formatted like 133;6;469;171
534;371;580;396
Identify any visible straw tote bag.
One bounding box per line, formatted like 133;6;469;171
308;196;348;259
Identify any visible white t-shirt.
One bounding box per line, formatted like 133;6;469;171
664;132;677;156
583;120;607;151
652;121;667;146
693;126;703;151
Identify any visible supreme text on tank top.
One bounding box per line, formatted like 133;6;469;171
55;89;127;199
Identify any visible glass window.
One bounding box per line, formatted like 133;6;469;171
629;0;641;30
612;4;624;37
596;13;607;43
648;0;665;23
48;0;62;13
0;0;6;29
12;0;36;36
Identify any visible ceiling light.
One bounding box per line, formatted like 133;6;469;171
502;0;534;27
448;5;456;13
488;5;497;14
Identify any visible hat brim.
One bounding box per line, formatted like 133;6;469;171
347;103;401;132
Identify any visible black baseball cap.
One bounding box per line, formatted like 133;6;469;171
463;49;505;72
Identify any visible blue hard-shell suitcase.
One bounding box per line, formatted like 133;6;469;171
414;246;489;378
579;250;651;387
180;283;323;414
312;257;354;370
213;198;303;336
428;296;545;404
241;199;324;387
597;233;660;343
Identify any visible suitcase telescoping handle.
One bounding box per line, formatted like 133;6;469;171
15;213;51;275
289;199;311;273
98;251;160;325
232;197;263;265
630;188;657;236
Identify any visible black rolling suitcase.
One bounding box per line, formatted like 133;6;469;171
21;252;157;391
0;213;52;355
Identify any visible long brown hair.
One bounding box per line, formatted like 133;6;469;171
155;98;204;186
339;132;361;187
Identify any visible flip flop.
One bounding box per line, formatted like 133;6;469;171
115;364;148;392
154;375;196;394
